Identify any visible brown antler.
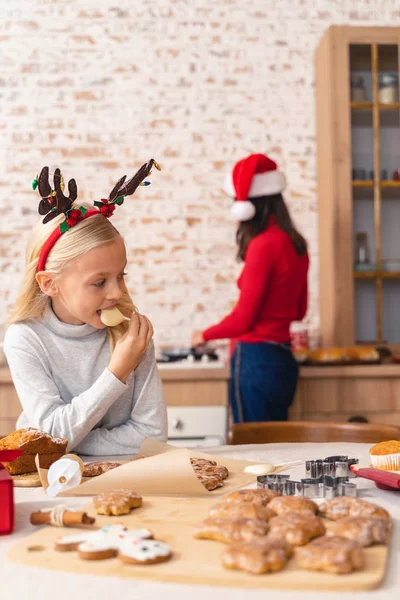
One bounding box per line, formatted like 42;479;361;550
37;167;78;224
115;159;160;198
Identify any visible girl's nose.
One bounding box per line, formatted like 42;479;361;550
106;280;123;301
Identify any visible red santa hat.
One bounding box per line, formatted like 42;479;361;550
224;153;287;221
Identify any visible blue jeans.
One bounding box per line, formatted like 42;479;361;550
229;341;299;423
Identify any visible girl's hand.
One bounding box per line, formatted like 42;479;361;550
108;312;154;383
191;330;205;348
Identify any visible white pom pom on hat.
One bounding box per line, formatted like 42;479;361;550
224;153;287;221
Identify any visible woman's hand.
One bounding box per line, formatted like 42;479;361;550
108;312;154;383
191;330;205;348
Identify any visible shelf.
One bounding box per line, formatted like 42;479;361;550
354;271;400;279
351;102;400;110
352;181;400;187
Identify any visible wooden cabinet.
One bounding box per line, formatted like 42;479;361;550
316;26;400;348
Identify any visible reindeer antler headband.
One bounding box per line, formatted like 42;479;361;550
33;159;161;272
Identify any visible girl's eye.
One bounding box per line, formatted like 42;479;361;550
93;279;106;288
118;272;128;281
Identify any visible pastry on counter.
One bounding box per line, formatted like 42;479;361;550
93;489;143;516
222;538;293;574
268;512;325;546
344;346;381;363
369;440;400;471
0;427;67;475
295;535;363;574
193;517;269;544
306;347;351;364
319;496;390;521
325;516;391;546
268;495;318;515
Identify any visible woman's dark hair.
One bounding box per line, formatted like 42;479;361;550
235;193;307;261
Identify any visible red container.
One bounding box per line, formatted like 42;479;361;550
0;450;23;535
290;329;309;352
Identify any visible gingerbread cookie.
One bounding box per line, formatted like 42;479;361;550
193;517;269;544
190;458;217;467
319;496;390;521
268;512;325;546
295;535;364;574
83;461;122;477
222;538;293;574
209;501;275;522
221;489;280;505
196;473;224;491
325;516;391;546
93;490;142;516
193;464;229;480
268;495;318;516
55;524;153;557
119;539;172;564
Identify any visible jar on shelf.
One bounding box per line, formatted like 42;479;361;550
350;74;367;102
378;73;398;103
354;232;371;270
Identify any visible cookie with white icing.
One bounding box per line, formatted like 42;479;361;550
119;539;172;565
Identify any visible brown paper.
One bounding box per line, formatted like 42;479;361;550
35;439;283;498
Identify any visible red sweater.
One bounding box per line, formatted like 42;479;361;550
202;217;309;346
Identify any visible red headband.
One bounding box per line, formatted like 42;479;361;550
34;160;160;272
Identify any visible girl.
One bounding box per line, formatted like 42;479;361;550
4;162;167;454
192;153;309;424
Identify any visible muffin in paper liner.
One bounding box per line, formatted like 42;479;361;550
369;441;400;471
370;453;400;471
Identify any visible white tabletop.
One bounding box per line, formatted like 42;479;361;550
2;442;399;600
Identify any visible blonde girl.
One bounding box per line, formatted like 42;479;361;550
4;163;167;454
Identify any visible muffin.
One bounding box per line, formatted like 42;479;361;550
369;440;400;471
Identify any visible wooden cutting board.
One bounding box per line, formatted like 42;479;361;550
8;496;389;590
11;472;42;488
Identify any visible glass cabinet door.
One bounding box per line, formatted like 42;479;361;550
350;43;400;344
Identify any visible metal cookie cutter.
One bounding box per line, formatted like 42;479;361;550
305;455;359;479
257;472;358;499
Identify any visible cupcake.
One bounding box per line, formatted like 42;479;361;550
369;440;400;471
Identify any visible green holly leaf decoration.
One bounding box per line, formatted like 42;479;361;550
32;178;38;191
94;201;104;209
59;221;70;233
79;206;87;217
114;195;125;205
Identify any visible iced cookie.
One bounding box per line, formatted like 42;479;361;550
325;516;391;546
119;539;172;565
268;512;325;546
319;497;390;521
222;538;293;574
83;461;122;477
93;490;143;516
193;464;229;480
193;517;269;544
54;524;152;555
197;472;224;491
221;489;280;505
268;495;318;516
295;535;364;574
78;527;153;561
209;501;275;522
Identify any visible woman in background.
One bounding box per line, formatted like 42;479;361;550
192;153;309;424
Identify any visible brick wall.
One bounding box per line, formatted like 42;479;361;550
1;1;399;347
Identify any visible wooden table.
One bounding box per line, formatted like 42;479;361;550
1;442;399;599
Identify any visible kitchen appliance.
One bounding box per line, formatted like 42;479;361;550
157;346;228;446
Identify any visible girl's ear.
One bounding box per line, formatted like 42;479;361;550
35;272;59;297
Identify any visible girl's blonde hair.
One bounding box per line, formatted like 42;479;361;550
8;204;135;349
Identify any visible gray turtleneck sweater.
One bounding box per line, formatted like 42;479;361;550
3;304;167;455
